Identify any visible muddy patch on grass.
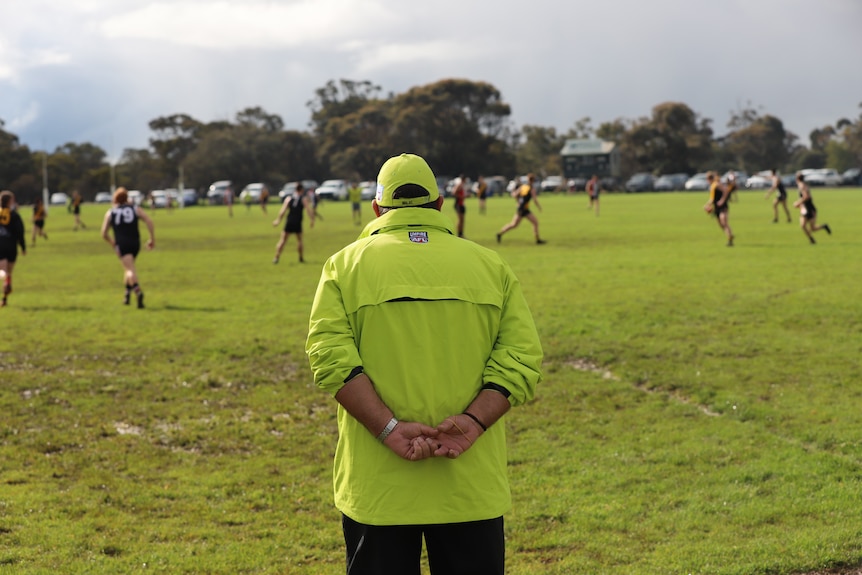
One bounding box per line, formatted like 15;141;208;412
566;358;719;416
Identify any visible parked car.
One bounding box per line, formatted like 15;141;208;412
278;179;319;199
94;191;113;203
567;177;587;192
358;181;376;201
206;180;232;204
49;192;70;205
684;173;710;191
653;173;689;191
841;167;862;186
721;170;748;187
316;179;349;201
239;182;268;203
780;174;797;190
540;175;564;192
150;190;164;208
179;189;198;207
804;168;842;187
600;177;620;192
624;172;655;193
745;171;773;189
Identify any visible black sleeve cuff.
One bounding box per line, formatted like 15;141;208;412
482;382;511;398
343;366;364;383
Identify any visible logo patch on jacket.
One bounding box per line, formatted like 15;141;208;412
408;231;429;243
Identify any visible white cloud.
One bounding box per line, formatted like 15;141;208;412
7;102;41;131
354;39;492;74
99;0;399;50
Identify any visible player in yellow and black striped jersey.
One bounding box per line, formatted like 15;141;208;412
32;197;48;245
496;173;546;245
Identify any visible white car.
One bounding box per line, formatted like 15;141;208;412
127;190;144;206
239;183;268;203
684;173;709;191
540;175;563;192
804;168;842;187
745;171;773;189
95;191;113;203
49;192;70;205
316;179;349;201
359;181;376;201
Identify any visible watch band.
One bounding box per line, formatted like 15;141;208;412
376;417;398;442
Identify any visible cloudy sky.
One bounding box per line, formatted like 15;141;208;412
2;0;861;160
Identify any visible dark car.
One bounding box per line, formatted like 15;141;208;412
624;173;655;193
841;168;861;186
654;173;689;192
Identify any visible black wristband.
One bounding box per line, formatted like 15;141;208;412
462;411;488;432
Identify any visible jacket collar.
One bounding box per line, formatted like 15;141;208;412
358;208;455;239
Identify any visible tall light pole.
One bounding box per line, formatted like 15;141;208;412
42;151;49;213
178;165;185;209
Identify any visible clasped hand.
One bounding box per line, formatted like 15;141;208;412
384;414;484;461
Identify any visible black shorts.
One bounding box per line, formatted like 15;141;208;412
115;240;140;258
34;219;45;229
284;219;302;234
776;191;787;201
454;204;466;215
0;246;18;263
73;206;81;215
517;207;531;218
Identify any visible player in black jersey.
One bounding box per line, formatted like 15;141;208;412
793;173;831;244
100;187;155;308
764;169;791;223
71;190;87;230
704;171;734;246
0;190;27;307
272;182;315;263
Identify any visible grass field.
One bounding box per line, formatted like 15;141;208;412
1;188;861;574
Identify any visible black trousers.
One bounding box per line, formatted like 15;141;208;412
342;514;505;575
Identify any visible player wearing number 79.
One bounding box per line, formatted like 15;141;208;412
100;187;155;308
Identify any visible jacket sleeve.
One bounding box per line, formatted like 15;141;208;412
482;267;543;406
306;258;364;396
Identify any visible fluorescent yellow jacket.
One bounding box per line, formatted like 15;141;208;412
306;207;543;525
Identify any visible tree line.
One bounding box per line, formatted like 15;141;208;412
2;78;861;204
